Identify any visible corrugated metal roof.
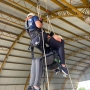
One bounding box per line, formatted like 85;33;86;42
0;0;90;90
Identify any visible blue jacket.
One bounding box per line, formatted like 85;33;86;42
27;15;39;32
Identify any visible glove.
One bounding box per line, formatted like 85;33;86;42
39;18;43;23
50;31;54;36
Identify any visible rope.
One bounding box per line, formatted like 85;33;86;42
65;64;75;90
41;28;50;90
36;0;41;18
46;15;54;33
44;0;47;11
43;1;75;90
36;1;50;90
43;0;54;33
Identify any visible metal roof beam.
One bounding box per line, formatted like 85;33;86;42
6;61;31;66
0;29;29;40
0;53;36;60
26;0;90;35
0;45;41;55
0;37;29;46
24;74;30;90
0;20;23;31
0;84;25;85
59;0;85;23
0;49;89;68
3;68;30;71
0;75;73;79
1;12;90;50
0;76;28;78
1;0;89;41
1;5;90;44
1;28;90;52
66;43;90;53
0;45;41;56
1;0;35;14
1;30;90;54
1;36;90;58
0;56;89;69
81;0;89;6
25;0;46;12
51;0;86;22
1;10;24;22
51;0;90;38
0;29;19;36
54;0;84;17
67;58;90;64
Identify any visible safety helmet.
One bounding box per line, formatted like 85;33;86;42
27;13;35;18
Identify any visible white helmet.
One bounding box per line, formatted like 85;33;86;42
27;13;35;18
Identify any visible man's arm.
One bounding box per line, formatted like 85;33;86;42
35;20;43;28
33;16;43;28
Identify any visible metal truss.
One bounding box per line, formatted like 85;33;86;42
51;0;90;23
1;11;90;45
0;13;24;29
0;47;9;51
51;0;90;18
0;30;17;39
81;0;90;6
53;7;90;17
0;11;24;27
0;0;36;14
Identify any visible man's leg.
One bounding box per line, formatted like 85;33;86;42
33;58;43;89
57;40;65;64
57;40;68;75
27;59;36;90
29;59;36;86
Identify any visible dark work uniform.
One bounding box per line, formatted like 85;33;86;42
48;37;65;64
27;15;48;53
26;16;48;89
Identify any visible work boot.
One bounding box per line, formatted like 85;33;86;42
61;66;68;75
27;86;32;90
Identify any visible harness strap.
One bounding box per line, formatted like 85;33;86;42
28;29;41;39
28;43;34;59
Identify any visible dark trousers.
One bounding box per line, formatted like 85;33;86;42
48;37;65;65
29;29;48;53
56;40;65;64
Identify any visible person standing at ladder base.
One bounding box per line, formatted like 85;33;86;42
48;32;68;75
25;13;49;90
